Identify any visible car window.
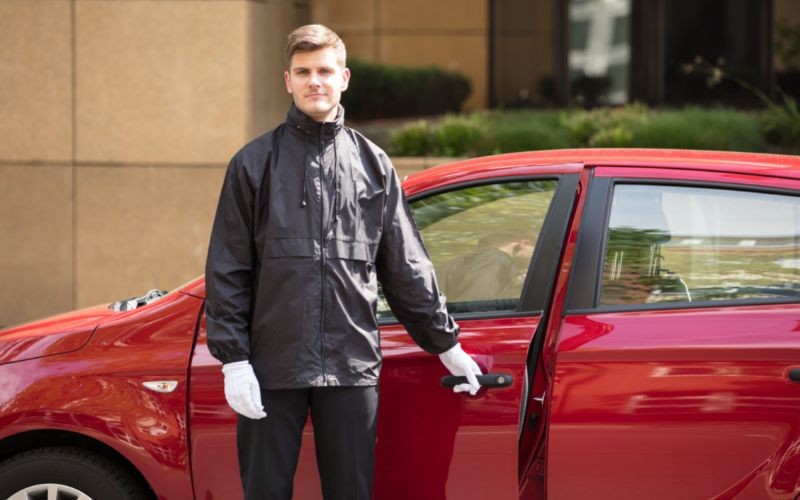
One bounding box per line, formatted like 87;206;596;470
377;179;558;319
599;184;800;306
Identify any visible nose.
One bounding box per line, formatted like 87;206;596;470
308;72;321;86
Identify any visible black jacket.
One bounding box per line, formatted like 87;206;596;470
205;104;458;389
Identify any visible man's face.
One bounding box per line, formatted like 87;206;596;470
284;47;350;123
510;239;535;267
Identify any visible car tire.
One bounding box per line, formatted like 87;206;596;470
0;446;150;500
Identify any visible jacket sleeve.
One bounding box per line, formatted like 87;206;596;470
375;159;459;354
204;155;255;364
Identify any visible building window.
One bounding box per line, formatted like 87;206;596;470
569;0;631;105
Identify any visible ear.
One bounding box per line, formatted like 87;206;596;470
284;70;292;94
341;67;351;91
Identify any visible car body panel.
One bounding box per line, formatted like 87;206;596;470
187;320;242;499
0;291;201;499
179;276;206;300
549;305;800;499
0;304;114;365
373;317;538;499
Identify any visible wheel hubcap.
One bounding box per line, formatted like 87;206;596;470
8;483;92;500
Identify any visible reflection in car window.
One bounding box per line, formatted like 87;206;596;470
377;180;558;319
600;184;800;306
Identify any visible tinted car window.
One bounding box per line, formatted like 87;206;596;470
378;180;558;318
600;184;800;305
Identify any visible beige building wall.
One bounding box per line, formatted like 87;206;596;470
312;0;489;110
0;0;308;327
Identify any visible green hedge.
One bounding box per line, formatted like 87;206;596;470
482;111;571;153
761;98;800;154
341;59;470;121
562;105;766;151
391;116;487;157
628;108;765;151
390;105;790;157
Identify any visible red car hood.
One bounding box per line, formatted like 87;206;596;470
0;304;117;365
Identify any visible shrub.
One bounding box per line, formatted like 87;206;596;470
681;56;795;152
561;103;649;147
390;106;770;157
431;115;487;157
630;108;766;151
762;103;800;153
390;121;433;157
591;125;635;147
478;110;570;153
390;116;487;157
342;59;471;121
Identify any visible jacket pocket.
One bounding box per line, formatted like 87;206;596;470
325;239;374;262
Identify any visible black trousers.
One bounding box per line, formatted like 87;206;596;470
237;386;379;500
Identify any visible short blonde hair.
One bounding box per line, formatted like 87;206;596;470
285;24;347;68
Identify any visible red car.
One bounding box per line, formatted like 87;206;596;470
2;149;799;499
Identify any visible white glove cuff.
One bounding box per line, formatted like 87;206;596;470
221;360;250;374
439;343;465;364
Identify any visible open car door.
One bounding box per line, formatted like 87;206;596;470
372;166;580;499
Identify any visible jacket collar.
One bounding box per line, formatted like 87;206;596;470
286;103;345;136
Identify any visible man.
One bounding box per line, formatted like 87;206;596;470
205;24;482;500
438;232;535;304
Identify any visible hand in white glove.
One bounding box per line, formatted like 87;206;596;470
221;361;267;420
439;343;482;395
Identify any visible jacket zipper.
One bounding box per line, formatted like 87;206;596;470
318;130;328;386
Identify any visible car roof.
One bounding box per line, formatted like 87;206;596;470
403;149;800;193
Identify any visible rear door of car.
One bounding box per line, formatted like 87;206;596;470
188;163;582;499
548;165;800;499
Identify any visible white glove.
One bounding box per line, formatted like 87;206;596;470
439;343;482;395
221;361;267;420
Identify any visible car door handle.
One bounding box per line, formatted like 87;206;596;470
788;368;800;382
441;373;513;388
